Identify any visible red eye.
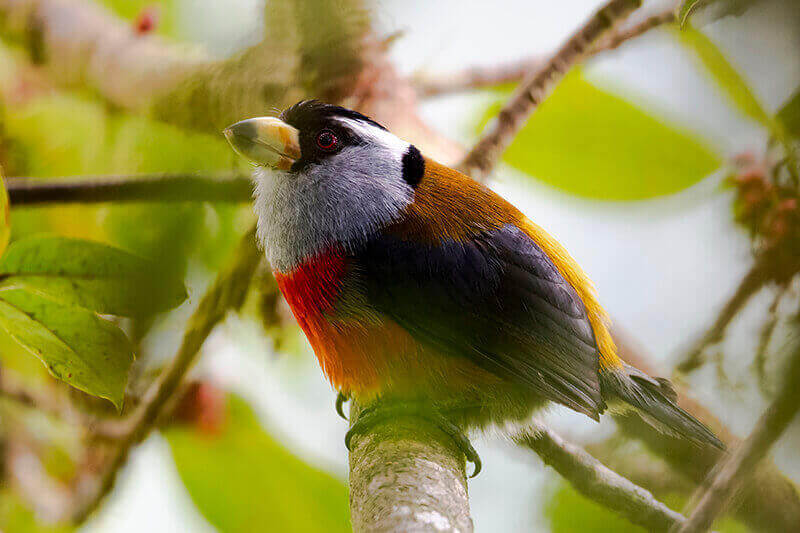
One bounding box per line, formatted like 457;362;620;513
316;130;338;151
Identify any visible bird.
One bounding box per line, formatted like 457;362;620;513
224;100;723;476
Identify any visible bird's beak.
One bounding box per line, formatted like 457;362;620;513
223;117;301;170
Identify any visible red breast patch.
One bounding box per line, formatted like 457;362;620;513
275;247;347;319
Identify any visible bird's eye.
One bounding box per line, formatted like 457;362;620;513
315;130;339;152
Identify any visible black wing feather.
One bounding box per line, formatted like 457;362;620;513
356;224;606;418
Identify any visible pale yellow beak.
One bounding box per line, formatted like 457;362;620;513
223;117;301;170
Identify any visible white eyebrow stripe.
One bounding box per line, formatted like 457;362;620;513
335;117;410;162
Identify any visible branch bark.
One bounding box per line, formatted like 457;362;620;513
676;347;800;533
6;174;251;205
347;404;473;533
457;0;642;180
516;426;687;532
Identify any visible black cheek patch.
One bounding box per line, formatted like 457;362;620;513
401;145;425;187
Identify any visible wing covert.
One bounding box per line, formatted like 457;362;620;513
355;223;606;418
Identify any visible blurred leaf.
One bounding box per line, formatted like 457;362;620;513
545;481;748;533
0;289;133;410
0;235;186;316
477;73;720;200
546;482;644;532
549;480;745;532
4;95;110;177
675;26;778;133
166;394;350;533
0;169;9;256
289;0;370;101
777;88;800;139
97;0;179;39
0;490;73;533
5;92;247;274
103;111;247;279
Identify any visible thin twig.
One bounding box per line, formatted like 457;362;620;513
4;439;73;522
413;56;544;98
754;284;788;394
7;174;252;205
0;366;104;429
457;0;643;181
516;426;686;532
0;367;58;414
414;8;674;97
67;226;262;524
675;346;800;532
594;8;675;53
613;326;800;533
676;260;771;374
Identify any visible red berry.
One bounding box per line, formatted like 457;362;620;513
134;6;160;35
173;381;227;436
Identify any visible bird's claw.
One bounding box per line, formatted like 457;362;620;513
335;392;349;420
344;402;481;478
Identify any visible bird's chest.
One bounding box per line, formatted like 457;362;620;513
274;247;348;319
274;248;380;394
273;247;498;400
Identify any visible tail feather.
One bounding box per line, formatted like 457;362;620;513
600;364;724;450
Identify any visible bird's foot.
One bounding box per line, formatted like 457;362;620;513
344;402;482;478
335;392;350;420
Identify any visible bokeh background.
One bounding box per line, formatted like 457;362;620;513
1;0;799;531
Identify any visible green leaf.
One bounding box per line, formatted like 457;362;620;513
0;235;187;316
0;170;9;256
0;489;73;533
675;26;775;130
777;89;800;139
0;289;133;410
546;482;645;532
477;73;720;200
166;395;350;533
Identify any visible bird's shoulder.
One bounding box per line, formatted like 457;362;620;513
370;156;621;372
384;157;523;242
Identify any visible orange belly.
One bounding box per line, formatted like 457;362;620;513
275;246;498;401
298;309;499;401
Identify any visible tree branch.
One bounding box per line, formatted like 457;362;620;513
457;0;642;180
0;367;60;415
0;367;104;430
66;226;262;524
347;404;473;533
675;260;771;374
612;327;800;533
676;347;800;532
6;174;251;205
413;56;545;98
413;8;674;98
516;426;686;532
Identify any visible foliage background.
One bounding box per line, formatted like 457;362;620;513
0;0;798;531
